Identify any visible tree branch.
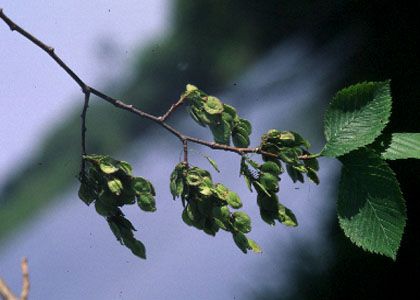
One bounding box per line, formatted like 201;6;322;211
0;9;314;163
20;258;29;300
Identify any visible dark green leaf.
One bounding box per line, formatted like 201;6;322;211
238;118;252;135
78;182;96;205
286;164;304;183
338;148;406;260
259;173;279;192
223;104;238;121
124;237;146;259
95;198;120;217
322;81;392;157
233;232;249;254
137;194;156;212
232;132;250;148
209;119;231;145
304;158;319;171
306;169;320;185
132;177;152;194
182;208;193;226
254;181;271;197
257;193;278;213
260;161;282;176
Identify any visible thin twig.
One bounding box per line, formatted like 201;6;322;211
0;277;16;300
20;258;29;300
182;139;189;167
80;91;90;179
0;9;315;162
160;93;188;122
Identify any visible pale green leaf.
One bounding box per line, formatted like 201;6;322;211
322;81;392;157
338;148;406;260
107;178;123;195
247;238;262;253
204;96;224;115
99;162;119;174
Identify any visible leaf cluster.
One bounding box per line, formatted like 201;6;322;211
185;84;252;147
170;162;261;253
78;154;156;258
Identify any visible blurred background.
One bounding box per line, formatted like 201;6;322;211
0;1;418;299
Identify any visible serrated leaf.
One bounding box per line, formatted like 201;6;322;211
322;81;392;157
379;133;420;160
338;148;406;260
205;155;220;172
